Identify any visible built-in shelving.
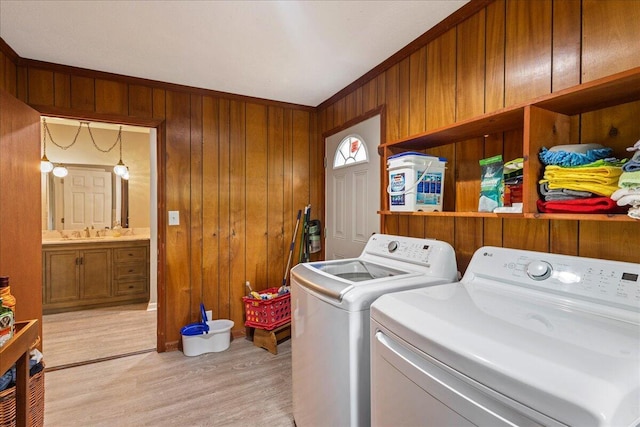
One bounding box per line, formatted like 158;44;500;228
380;66;640;223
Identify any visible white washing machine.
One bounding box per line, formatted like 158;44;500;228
370;246;640;427
291;234;458;427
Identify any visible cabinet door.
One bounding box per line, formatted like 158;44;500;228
45;250;80;303
80;249;112;299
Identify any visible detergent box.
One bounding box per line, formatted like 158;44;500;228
387;152;446;212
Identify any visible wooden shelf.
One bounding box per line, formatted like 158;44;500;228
0;319;39;427
532;66;640;116
378;211;637;222
380;104;525;151
380;66;640;223
379;210;636;222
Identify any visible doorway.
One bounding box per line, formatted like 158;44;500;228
324;114;381;259
40;117;158;368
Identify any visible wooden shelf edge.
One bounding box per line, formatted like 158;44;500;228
524;212;638;222
379;211;638;222
378;211;524;218
0;319;39;373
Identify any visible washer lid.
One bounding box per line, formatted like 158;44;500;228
309;259;408;282
371;282;640;427
292;259;415;301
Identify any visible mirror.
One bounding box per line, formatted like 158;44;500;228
40;117;151;232
43;164;128;230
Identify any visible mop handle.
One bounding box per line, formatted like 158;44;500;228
283;209;302;287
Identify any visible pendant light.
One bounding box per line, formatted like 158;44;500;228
40;154;54;173
40;124;54;173
113;127;128;177
52;165;68;177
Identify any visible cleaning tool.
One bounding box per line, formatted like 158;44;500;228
282;209;302;288
299;205;311;263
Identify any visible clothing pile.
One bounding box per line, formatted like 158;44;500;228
537;143;627;214
611;139;640;220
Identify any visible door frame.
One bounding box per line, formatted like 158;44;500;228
34;106;168;352
321;105;386;249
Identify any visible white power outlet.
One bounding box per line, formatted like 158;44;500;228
168;210;180;226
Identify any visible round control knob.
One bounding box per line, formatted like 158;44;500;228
526;261;552;280
388;241;399;253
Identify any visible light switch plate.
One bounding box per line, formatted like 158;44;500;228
168;210;180;226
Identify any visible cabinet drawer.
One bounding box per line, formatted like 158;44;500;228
114;247;147;262
115;279;148;296
114;263;147;279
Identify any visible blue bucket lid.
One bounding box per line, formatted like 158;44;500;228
181;322;209;336
388;151;447;162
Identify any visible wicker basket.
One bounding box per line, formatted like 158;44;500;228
0;367;45;427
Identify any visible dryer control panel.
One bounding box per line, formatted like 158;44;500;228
469;247;640;312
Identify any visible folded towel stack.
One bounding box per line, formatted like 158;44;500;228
538;144;625;214
615;139;640;219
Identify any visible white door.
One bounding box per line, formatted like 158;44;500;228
325;115;380;259
63;168;112;230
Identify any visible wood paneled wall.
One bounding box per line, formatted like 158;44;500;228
0;49;319;350
318;0;640;271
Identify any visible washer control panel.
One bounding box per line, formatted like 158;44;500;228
362;234;457;278
472;247;640;310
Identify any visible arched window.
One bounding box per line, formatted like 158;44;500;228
333;135;368;169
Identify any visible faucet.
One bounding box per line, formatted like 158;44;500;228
83;227;90;238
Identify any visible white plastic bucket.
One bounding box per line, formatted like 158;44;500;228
387;152;446;212
181;319;234;356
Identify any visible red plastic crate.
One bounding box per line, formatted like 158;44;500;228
242;287;291;330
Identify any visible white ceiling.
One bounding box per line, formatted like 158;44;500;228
0;0;468;107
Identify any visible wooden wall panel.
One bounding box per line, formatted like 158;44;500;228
217;99;231;321
426;29;456;130
228;100;246;329
70;76;95;111
504;0;552;106
164;90;192;346
27;68;54;106
267;106;285;288
245;103;269;292
485;0;506;113
202;96;220;317
189;95;203;320
95;79;128;115
128;84;153;118
552;0;581;91
582;0;640;82
1;51;18;96
456;10;485;121
54;73;71;108
409;47;427;135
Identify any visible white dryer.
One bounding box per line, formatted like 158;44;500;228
291;234;458;427
370;246;640;427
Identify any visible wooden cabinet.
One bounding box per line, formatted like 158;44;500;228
380;66;640;223
43;240;149;314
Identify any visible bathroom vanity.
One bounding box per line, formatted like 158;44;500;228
42;237;150;314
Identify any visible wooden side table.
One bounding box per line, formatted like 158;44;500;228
0;319;38;427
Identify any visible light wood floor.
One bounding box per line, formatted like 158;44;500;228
42;303;157;368
42;305;294;426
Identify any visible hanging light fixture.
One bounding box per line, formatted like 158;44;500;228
41;118;129;178
113;126;128;177
40;121;54;173
52;165;68;177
